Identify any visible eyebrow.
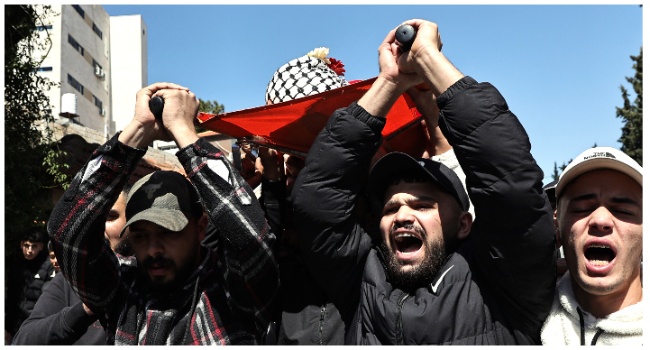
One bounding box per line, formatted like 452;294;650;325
384;195;438;207
568;193;641;207
610;196;642;207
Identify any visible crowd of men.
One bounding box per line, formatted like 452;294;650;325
5;19;642;345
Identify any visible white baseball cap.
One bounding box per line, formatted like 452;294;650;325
555;146;643;197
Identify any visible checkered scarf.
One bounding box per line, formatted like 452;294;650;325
265;49;348;105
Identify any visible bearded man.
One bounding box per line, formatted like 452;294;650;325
291;19;556;345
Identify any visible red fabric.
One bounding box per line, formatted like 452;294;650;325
197;77;427;158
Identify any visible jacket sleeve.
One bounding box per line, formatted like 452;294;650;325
437;77;556;338
4;258;22;335
176;138;279;336
291;102;383;322
47;133;146;322
11;273;99;345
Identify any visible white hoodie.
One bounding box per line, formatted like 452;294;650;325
541;272;643;345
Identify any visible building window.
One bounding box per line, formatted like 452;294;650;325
92;60;104;78
36;25;53;31
68;34;84;56
72;5;84;18
92;23;103;39
37;67;53;72
68;74;84;94
93;95;103;109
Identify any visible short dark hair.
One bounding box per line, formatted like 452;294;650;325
21;227;47;244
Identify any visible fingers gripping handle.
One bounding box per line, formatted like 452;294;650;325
149;95;164;120
395;24;429;91
395;24;416;52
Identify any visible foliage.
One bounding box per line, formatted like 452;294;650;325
5;5;68;262
550;162;562;182
616;48;643;165
196;98;225;133
199;99;225;115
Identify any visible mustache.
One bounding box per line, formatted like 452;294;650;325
390;222;425;239
141;256;174;269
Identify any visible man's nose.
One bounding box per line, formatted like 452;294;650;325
588;206;614;233
147;236;164;256
394;205;416;224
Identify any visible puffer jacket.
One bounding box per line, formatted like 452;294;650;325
12;272;107;345
258;177;346;345
291;76;556;344
5;250;54;335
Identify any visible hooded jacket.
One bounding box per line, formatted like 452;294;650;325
541;272;643;345
291;76;556;344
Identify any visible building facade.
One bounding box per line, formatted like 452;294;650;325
35;5;115;135
109;14;148;135
33;4;236;182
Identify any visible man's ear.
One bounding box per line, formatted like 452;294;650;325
456;211;473;240
554;209;562;249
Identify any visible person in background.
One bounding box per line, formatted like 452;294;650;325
47;82;279;345
544;179;566;277
255;46;351;345
5;228;54;342
291;19;556;344
541;147;643;345
47;241;61;275
12;189;134;345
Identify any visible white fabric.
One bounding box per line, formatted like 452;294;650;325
541;272;644;345
430;148;474;218
266;55;348;105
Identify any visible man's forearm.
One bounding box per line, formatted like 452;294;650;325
176;138;278;333
357;76;404;119
48;133;145;311
414;48;464;97
12;303;97;345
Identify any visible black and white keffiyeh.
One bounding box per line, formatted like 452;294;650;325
265;48;348;105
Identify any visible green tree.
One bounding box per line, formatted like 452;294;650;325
199;99;225;115
5;5;67;263
550;162;562;182
196;98;225;133
616;48;642;165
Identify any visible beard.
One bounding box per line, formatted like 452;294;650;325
139;255;196;293
114;239;133;256
380;223;456;292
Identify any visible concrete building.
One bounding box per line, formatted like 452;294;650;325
34;5;145;138
34;5;110;133
33;4;239;191
109;14;148;134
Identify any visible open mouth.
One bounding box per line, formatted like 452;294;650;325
584;244;616;267
393;233;423;254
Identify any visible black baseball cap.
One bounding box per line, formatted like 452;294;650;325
367;152;470;211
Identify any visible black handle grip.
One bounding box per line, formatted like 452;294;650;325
395;24;416;52
232;143;242;171
149;95;164;120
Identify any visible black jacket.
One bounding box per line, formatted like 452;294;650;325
5;250;54;335
291;76;556;345
259;178;345;345
11;272;106;345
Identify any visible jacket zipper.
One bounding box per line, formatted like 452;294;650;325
318;305;326;345
395;293;409;345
